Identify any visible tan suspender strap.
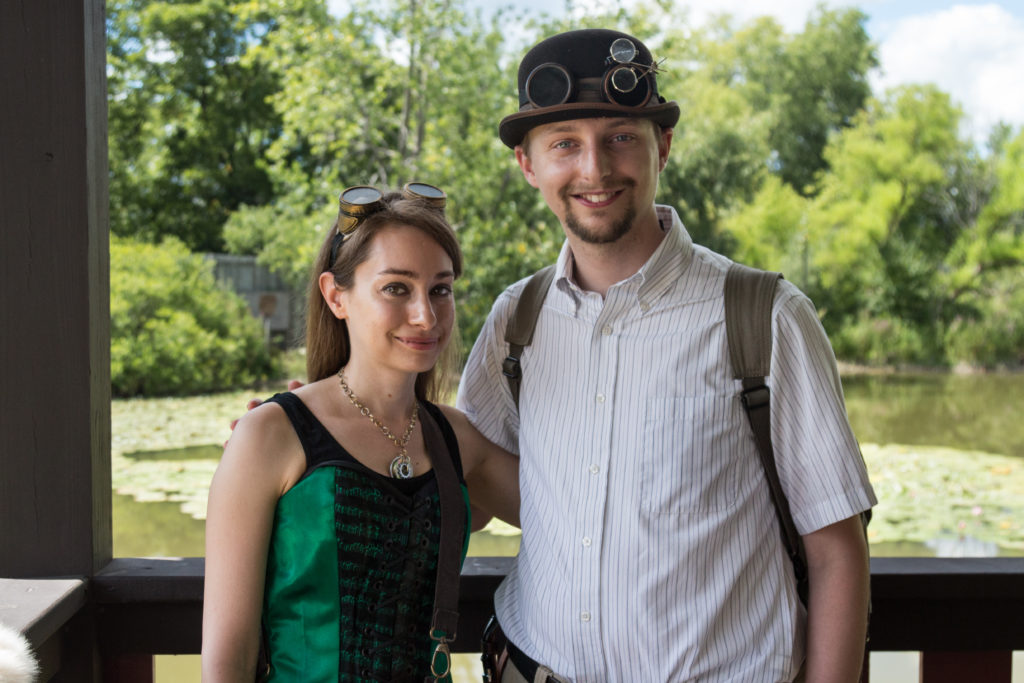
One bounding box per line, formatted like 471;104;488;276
502;265;556;410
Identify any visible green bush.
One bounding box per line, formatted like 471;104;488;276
831;313;934;366
944;268;1024;368
111;236;278;396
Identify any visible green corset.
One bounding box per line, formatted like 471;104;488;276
259;393;469;683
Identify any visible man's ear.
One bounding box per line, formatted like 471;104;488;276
318;271;347;319
657;127;673;172
515;144;540;188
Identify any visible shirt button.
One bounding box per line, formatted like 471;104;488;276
589;464;600;474
582;537;592;547
596;393;606;403
640;302;651;313
601;325;613;336
580;611;591;622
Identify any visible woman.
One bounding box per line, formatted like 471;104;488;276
201;184;519;682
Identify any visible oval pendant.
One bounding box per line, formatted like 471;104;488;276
390;455;414;479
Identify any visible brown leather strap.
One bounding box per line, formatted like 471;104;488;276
419;403;466;639
724;264;809;604
503;265;556;410
725;263;779;381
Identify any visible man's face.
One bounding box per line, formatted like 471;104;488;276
515;117;671;245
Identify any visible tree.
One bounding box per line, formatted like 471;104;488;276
943;128;1024;366
107;0;281;252
224;0;562;350
802;86;973;362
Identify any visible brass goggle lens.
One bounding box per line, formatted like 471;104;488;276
335;182;446;238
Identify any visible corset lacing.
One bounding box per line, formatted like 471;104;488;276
350;490;439;682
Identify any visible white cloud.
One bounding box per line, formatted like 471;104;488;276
871;3;1024;141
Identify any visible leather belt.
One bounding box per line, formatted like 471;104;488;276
507;640;556;683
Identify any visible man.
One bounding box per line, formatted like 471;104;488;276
458;28;876;682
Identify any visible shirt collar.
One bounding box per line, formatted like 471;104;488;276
551;205;694;311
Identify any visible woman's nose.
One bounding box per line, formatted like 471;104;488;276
409;293;436;327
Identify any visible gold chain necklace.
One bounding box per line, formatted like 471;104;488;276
337;367;419;479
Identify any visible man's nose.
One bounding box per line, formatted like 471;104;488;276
579;144;612;180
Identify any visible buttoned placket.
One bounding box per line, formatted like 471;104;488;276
574;279;645;679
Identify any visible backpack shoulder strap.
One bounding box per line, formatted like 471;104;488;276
725;263;809;605
502;265;556;411
725;263;779;382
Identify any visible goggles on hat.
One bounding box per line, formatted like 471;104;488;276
330;182;446;265
524;37;659;110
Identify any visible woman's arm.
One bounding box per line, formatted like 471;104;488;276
202;403;303;683
440;405;520;530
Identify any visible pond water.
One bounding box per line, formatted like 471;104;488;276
113;371;1024;559
842;373;1024;458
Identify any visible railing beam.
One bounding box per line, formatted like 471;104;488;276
9;556;1024;681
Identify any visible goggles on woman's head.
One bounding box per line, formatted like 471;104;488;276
524;37;659;110
330;182;446;266
336;182;447;237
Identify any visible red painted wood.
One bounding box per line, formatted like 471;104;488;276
919;650;1011;683
103;655;154;683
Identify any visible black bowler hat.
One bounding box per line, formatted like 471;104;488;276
498;28;680;148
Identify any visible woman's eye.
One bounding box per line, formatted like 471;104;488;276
432;284;453;297
382;283;408;296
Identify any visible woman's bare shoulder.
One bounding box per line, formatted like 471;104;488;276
222;398;305;495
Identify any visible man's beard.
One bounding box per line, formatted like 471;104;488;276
560;186;637;245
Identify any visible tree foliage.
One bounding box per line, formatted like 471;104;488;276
108;0;1024;369
107;0;281;252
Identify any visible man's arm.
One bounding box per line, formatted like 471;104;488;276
802;514;870;683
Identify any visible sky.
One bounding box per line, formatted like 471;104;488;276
330;0;1024;145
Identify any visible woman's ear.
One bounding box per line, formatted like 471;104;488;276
318;271;347;320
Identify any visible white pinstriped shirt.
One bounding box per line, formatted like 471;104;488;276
457;206;876;682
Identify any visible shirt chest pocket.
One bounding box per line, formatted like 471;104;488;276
641;396;745;515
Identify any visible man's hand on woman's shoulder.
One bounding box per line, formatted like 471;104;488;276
226;379;305;443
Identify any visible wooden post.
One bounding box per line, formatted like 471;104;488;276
0;0;111;578
1;2;110;679
0;0;112;581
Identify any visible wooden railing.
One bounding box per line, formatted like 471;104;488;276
4;557;1023;683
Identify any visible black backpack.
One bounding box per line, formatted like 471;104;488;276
499;262;845;606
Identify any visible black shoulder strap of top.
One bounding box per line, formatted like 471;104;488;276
418;403;466;641
725;262;809;605
502;265;556;411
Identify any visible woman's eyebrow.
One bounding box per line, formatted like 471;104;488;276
377;268;455;279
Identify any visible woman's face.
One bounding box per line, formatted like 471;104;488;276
335;223;456;377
